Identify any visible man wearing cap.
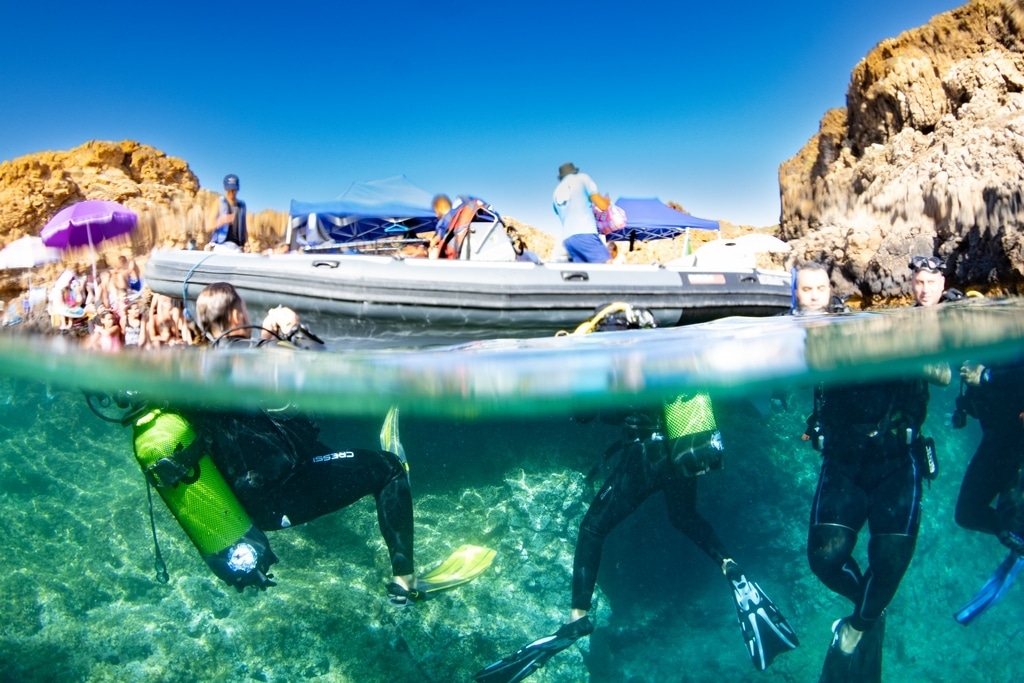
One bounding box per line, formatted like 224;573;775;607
552;162;611;263
209;174;248;253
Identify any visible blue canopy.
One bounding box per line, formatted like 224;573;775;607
606;197;720;242
289;175;438;245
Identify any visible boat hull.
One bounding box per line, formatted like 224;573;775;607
144;250;792;344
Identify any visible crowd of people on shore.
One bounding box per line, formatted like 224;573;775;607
0;252;196;351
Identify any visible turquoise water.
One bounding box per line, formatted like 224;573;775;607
2;300;1024;682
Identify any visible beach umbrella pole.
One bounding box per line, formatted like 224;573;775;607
88;227;98;289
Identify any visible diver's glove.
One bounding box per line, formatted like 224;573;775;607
960;362;990;386
203;526;279;592
998;530;1024;556
921;362;952;387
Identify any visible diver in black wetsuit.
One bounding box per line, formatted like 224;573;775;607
807;376;932;681
954;359;1024;554
474;306;798;683
570;396;730;616
132;282;416;597
797;263;947;681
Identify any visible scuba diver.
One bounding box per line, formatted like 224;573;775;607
474;304;798;683
93;282;492;601
792;265;947;681
791;261;850;315
908;255;965;307
804;374;937;682
952;359;1024;624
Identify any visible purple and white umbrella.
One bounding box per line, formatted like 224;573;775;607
41;200;138;283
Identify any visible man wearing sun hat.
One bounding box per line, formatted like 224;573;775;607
552;162;611;263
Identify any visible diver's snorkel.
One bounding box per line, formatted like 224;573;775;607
210;323;325;349
789;266;797;313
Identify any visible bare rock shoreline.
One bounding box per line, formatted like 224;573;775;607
779;0;1024;305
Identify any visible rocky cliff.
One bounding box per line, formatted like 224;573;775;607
0;140;729;300
0;140;286;295
779;0;1024;304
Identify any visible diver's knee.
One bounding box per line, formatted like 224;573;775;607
953;494;983;531
577;517;608;545
379;449;407;480
867;533;916;573
808;524;857;575
953;502;972;529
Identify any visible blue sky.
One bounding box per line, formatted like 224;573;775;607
1;1;963;233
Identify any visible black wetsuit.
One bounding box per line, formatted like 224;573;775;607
185;336;413;577
571;413;728;612
807;377;929;632
954;361;1024;537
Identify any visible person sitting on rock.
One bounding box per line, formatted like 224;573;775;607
85;306;124;353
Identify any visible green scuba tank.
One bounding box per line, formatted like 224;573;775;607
133;409;250;554
664;391;717;439
133;409;277;590
663;391;724;477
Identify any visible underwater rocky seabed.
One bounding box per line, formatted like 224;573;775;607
0;374;1021;683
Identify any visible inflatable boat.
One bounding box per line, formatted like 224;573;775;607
144;249;793;345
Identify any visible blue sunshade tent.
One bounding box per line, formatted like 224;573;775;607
288;175;438;246
606;197;720;242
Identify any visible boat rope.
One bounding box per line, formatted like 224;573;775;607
181;253;216;329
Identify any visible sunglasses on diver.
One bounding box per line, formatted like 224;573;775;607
909;255;944;273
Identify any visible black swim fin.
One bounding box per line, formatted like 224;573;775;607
727;563;799;670
473;617;594;683
855;612;885;683
818;618;856;683
955;551;1024;625
818;614;885;683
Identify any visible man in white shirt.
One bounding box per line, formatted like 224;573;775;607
552;162;611;263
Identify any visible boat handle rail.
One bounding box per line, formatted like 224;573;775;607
561;271;589;282
312;260;341;269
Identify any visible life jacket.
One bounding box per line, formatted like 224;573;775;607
213;197;247;245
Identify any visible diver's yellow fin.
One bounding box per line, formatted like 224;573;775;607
379;405;408;472
418;544;496;593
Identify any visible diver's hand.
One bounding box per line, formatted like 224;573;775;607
960;362;988;386
921;362;952;386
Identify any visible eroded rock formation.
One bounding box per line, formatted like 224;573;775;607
780;0;1024;303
